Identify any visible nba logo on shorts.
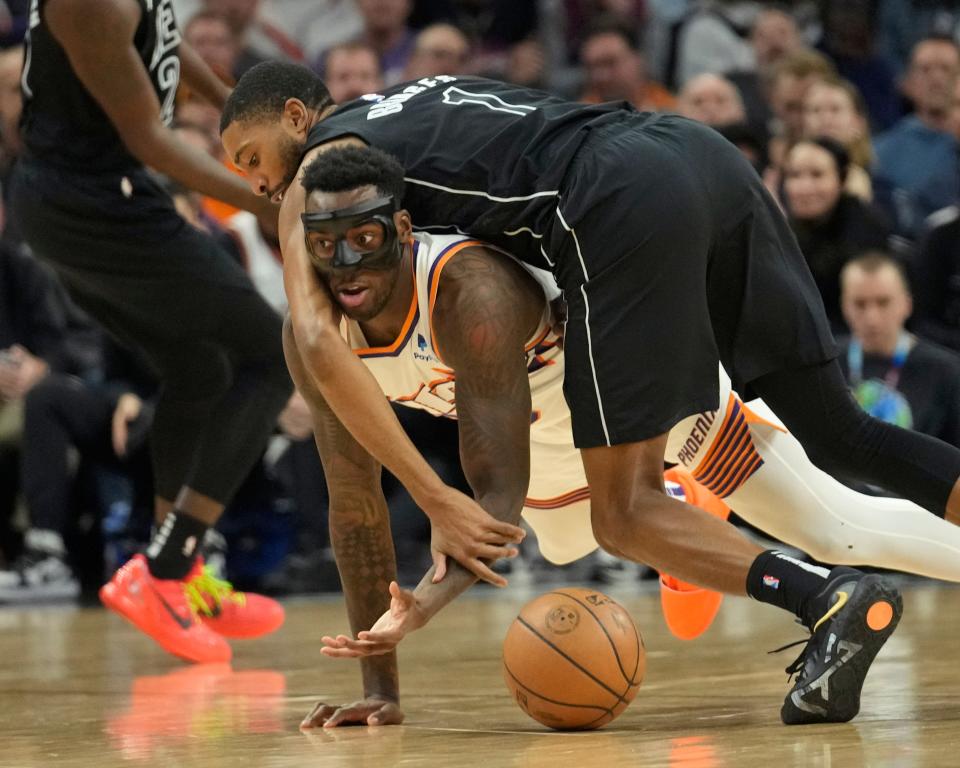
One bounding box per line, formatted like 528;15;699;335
762;575;780;589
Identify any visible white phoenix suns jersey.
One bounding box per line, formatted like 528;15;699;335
343;232;759;564
341;231;566;428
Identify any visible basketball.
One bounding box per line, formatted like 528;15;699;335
502;588;645;730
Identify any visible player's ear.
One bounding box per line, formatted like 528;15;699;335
395;210;414;243
282;98;310;135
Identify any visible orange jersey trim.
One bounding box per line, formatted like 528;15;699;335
354;255;419;358
525;487;591;510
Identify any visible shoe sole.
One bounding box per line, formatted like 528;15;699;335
0;581;81;604
781;574;902;725
100;582;231;664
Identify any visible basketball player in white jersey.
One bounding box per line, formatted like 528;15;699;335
284;146;959;728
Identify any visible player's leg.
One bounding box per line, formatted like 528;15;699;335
718;399;960;581
551;116;901;723
694;131;960;524
750;360;960;521
10;164;286;657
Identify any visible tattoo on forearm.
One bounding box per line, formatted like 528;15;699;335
330;493;400;700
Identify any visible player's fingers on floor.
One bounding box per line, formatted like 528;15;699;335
324;706;368;728
300;703;338;729
369;704;404;725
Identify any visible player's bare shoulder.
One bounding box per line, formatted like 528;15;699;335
433;243;544;364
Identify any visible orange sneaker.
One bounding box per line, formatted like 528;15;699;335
184;560;285;639
100;555;232;664
659;574;725;641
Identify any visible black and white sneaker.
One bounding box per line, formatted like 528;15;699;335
779;568;902;725
0;551;80;604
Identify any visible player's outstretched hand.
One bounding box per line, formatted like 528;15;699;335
322;582;425;658
426;487;524;587
300;697;404;729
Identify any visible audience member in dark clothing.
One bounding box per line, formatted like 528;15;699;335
0;243;99;561
913;204;960;352
0;334;157;602
783;137;892;332
839;251;960;447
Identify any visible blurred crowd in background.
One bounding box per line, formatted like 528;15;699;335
4;0;960;602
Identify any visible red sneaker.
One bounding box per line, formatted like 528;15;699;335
184;560;285;639
100;555;232;664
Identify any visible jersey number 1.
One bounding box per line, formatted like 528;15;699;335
441;87;537;116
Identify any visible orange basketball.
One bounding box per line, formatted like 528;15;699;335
502;588;645;730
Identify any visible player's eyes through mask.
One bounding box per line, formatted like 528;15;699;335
301;196;401;274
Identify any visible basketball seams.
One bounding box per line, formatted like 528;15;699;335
503;660;614;716
516;616;630;705
550;591;640;688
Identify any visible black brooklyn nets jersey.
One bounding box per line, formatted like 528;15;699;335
304;76;635;270
20;0;182;172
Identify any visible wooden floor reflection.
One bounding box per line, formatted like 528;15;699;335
1;580;959;767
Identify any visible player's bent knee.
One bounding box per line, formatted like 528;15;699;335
590;489;664;558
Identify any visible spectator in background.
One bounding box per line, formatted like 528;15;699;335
199;0;275;74
678;72;746;126
356;0;416;86
0;44;21;167
0;44;23;245
670;0;759;88
728;6;803;133
764;49;836;186
817;0;899;133
767;49;836;146
0;335;157;603
874;36;960;238
0;243;99;564
262;0;363;68
839;251;960;447
504;38;547;89
322;42;384;104
579;18;676;112
404;23;470;81
184;11;240;84
783;137;892;333
803;77;874;201
422;0;538;80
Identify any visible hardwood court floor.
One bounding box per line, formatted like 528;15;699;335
1;580;959;768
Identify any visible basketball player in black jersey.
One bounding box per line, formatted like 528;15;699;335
218;64;960;723
6;0;298;663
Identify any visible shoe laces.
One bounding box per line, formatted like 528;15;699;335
184;566;246;617
768;621;825;684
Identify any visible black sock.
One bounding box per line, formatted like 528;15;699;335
145;511;208;580
746;550;832;624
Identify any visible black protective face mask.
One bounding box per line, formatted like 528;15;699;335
301;195;402;274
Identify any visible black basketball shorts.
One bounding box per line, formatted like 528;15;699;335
544;113;837;448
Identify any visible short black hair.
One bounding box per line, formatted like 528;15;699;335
301;145;406;203
220;61;334;134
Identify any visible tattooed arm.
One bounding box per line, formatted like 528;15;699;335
283;319;403;729
320;246;546;659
